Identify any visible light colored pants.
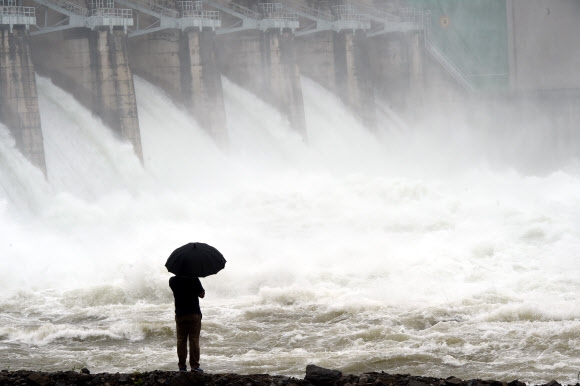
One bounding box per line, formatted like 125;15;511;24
175;314;202;370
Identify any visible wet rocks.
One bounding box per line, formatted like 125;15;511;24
305;365;342;385
0;367;575;386
26;373;51;386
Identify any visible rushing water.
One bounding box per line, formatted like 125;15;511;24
1;75;580;384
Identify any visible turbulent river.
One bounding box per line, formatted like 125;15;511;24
0;75;579;384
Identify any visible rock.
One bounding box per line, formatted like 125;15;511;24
27;373;51;386
467;379;480;386
81;368;90;375
304;365;342;385
0;369;569;386
375;374;396;386
411;380;430;386
170;371;204;386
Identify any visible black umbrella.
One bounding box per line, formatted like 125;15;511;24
165;242;226;278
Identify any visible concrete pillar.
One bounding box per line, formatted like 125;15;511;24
370;30;428;119
368;33;409;112
216;30;307;138
407;30;425;112
128;29;228;145
31;28;143;163
93;30;143;160
261;31;306;138
181;30;228;144
334;31;376;129
216;31;261;89
127;30;182;102
0;27;46;175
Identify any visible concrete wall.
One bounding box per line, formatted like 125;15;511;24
296;31;336;93
216;30;307;138
31;28;143;162
128;29;228;145
0;27;46;175
369;30;433;118
297;30;376;129
410;0;509;93
368;33;408;112
508;0;580;91
182;30;228;145
127;30;182;101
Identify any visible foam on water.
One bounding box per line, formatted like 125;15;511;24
1;76;580;383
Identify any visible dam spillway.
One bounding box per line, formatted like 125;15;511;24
0;0;429;174
1;0;579;175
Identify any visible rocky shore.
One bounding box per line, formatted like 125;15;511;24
0;365;576;386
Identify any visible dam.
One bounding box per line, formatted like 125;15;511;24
1;0;579;175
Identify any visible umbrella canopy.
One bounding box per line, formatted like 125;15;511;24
165;242;226;278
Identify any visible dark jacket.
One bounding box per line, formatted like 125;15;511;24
169;276;205;317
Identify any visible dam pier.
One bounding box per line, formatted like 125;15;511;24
1;0;579;174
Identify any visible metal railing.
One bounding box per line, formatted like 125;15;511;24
91;7;132;18
332;4;352;15
331;4;368;21
177;0;219;20
355;3;423;28
143;0;179;18
256;2;297;21
228;2;261;20
89;0;114;9
181;9;219;19
261;11;297;20
0;5;34;16
44;0;89;16
178;0;202;11
399;7;422;25
0;3;35;31
284;0;332;21
333;13;368;22
373;9;400;23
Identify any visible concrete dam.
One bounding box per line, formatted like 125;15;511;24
1;0;578;175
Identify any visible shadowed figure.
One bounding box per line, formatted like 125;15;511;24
169;276;205;372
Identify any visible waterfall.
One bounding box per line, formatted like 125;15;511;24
0;75;579;384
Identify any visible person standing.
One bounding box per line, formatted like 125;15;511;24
169;275;205;372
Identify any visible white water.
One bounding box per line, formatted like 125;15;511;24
1;75;580;384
